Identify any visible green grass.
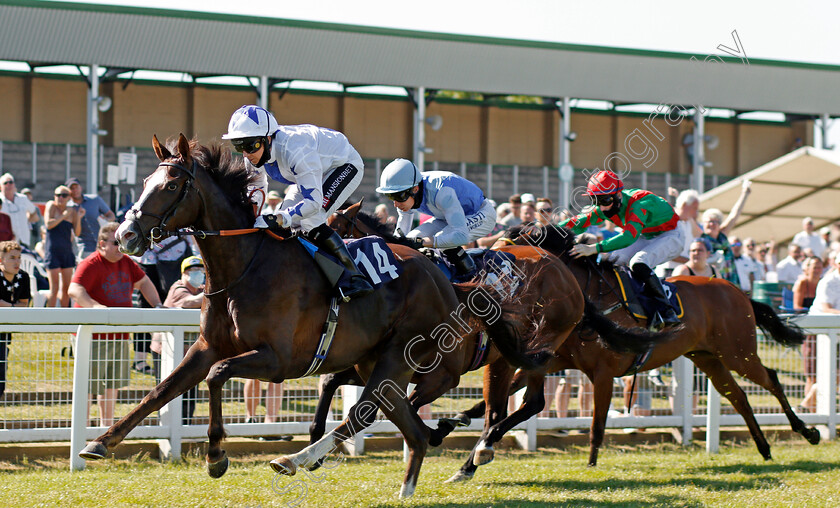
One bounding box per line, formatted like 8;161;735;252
1;438;839;507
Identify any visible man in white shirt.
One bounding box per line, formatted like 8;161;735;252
0;173;38;248
810;253;840;315
730;236;763;293
793;217;826;258
656;189;702;278
776;243;804;284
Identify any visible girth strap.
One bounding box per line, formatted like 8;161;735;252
302;297;341;377
468;331;490;372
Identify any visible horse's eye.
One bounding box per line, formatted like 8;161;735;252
167;183;178;191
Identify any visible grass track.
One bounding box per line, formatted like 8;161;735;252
1;438;839;507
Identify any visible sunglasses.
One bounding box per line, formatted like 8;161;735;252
102;240;119;246
537;208;552;213
385;189;414;203
591;194;616;207
231;137;264;154
55;193;70;198
1;181;14;186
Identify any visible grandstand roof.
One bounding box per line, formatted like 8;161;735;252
700;146;840;244
2;1;840;116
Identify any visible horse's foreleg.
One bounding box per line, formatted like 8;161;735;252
587;372;614;466
691;353;772;460
445;359;514;483
80;341;219;460
205;345;282;478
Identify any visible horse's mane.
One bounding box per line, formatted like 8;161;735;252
504;223;618;272
354;211;416;247
165;138;258;216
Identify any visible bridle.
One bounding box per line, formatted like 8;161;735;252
124;159;204;245
332;210;368;239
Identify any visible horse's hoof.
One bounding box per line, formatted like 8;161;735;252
455;413;471;427
399;481;416;499
207;455;229;478
79;441;107;460
805;427;821;445
444;470;474;483
474;447;494;466
270;457;297;476
307;458;323;472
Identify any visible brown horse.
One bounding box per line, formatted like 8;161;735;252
77;135;556;498
312;203;676;456
443;222;819;483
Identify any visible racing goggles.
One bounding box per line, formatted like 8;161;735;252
384;188;414;203
231;137;265;154
591;193;617;207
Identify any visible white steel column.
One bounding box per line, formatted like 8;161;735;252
693;108;705;194
559;97;572;210
86;64;101;193
70;325;93;471
705;379;721;453
259;75;269;110
414;87;426;170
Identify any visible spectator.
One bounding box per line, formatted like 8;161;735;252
820;227;832;250
19;187;44;246
69;222;162;427
520;193;536;207
672;238;717;278
0;201;14;242
0;173;38;248
700;180;751;287
795;256;823;412
374;203;394;226
495;202;512;222
65;177;116;263
162;255;205;424
519;202;537;224
265;190;282;214
793;217;827;259
498;194;523;227
809;252;840;316
622;374;653;434
657;189;702;278
0;241;31;399
44;185;82;307
742;238;767;280
535;198;554;226
730;236;763;294
776;243;804;284
555;369;593;432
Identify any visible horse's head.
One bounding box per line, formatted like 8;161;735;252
117;134;203;255
504;223;576;257
327;198;364;238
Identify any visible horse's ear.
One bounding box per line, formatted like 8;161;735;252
152;135;171;161
344;200;362;218
177;134;192;165
357;196;365;209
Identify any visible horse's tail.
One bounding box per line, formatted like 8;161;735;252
452;282;552;371
581;297;679;353
750;299;806;347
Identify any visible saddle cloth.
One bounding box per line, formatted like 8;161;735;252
427;248;521;293
298;236;403;289
613;266;684;322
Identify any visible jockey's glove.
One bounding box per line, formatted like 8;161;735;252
405;237;425;251
254;212;290;231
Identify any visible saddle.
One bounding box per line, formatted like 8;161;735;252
298;236;403;290
424;248;522;295
613;266;684;324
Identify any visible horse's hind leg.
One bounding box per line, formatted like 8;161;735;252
726;356;821;445
307;368;364;472
204;345;282;478
79;341;219;460
690;353;772;460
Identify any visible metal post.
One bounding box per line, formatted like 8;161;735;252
512;165;519;195
542;166;549;198
374;159;382;199
693;108;705;194
816;331;838;440
705;378;720;453
158;329;184;461
87;64;100;194
258;75;269;110
674;356;693;445
640;171;648;191
415;87;426;170
342;386;365;455
65;144;72;181
460;161;467;179
70;324;93;471
821;114;831;150
486;163;493;201
31;142;37;184
559;97;572;210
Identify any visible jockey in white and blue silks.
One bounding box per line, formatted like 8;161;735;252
222;105;373;301
375;159;497;276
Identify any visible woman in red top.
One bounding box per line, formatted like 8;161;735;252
0;202;14;242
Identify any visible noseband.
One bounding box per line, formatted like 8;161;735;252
125;160;201;244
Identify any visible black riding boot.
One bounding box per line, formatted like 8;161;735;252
632;264;680;331
308;224;374;302
443;247;476;278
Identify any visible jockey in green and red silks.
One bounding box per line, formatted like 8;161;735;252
560;170;683;330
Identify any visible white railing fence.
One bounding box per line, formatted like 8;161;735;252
0;309;836;470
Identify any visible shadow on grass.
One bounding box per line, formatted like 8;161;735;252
692;459;840;475
489;474;781;493
368;494;703;508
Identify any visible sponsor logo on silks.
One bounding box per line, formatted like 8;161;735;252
323;165;354;208
465;211;486;230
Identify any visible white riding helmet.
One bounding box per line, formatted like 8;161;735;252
222;105;279;140
376;158;421;194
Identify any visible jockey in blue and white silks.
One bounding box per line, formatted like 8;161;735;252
376;159;497;276
222;105;372;301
